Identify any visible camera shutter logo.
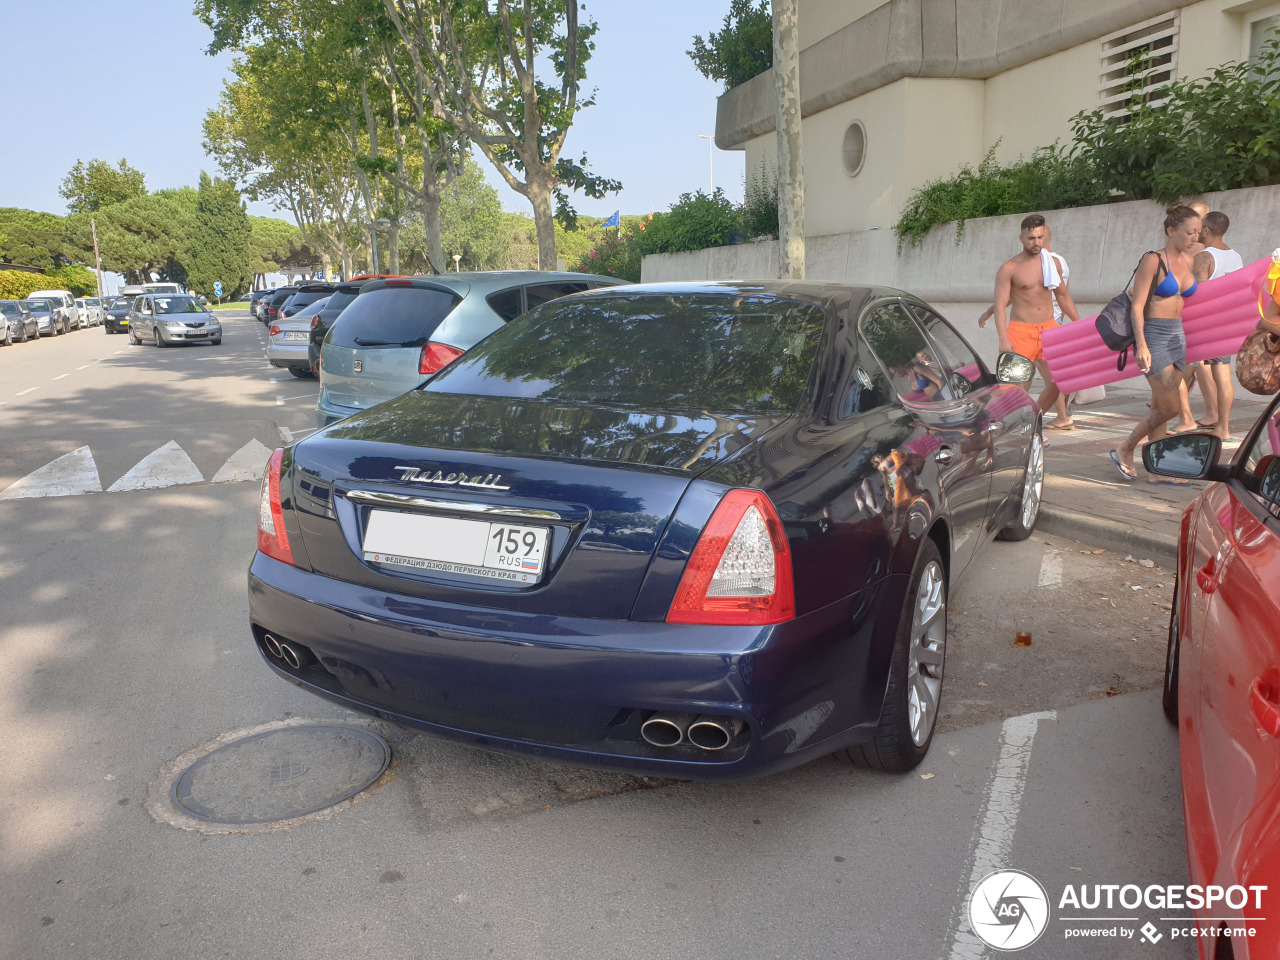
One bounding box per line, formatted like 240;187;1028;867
968;870;1050;951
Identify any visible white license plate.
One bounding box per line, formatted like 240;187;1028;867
362;509;548;583
283;331;308;341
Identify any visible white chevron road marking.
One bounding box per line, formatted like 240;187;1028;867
0;446;103;501
211;439;273;483
107;441;205;492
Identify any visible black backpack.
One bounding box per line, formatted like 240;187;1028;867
1095;252;1163;372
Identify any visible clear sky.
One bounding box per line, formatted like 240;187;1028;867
0;0;746;224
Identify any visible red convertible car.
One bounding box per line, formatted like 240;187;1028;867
1147;395;1280;960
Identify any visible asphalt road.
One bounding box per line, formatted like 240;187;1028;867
0;314;1196;959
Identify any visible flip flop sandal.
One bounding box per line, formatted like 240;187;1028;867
1045;421;1076;431
1109;450;1137;480
1195;420;1218;430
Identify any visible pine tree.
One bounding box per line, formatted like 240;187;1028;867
187;172;252;299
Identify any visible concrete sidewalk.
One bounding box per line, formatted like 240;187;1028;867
1035;378;1265;564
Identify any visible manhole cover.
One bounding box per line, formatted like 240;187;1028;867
170;725;390;824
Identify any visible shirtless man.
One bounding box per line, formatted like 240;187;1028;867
992;214;1081;418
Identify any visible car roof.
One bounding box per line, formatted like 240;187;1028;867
559;279;902;308
358;271;626;297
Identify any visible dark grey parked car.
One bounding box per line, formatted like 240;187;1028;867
20;298;64;337
316;271;625;426
1;300;39;344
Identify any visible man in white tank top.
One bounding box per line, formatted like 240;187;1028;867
1191;211;1243;442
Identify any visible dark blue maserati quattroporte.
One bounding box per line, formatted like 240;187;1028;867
248;281;1041;778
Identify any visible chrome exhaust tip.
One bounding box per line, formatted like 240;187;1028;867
640;713;695;748
278;642;310;669
263;633;284;659
687;716;744;751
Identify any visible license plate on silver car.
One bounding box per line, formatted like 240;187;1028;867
362;510;548;583
283;331;308;341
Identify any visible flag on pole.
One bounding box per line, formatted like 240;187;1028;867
601;210;620;229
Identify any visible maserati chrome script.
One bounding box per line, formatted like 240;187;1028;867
393;466;511;491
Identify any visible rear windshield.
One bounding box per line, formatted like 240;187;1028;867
322;289;359;314
269;290;296;305
329;287;461;349
287;290;331;310
425;294;826;414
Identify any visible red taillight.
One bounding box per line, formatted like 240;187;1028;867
310;315;321;329
419;341;464;375
257;448;294;566
383;278;413;287
666;489;795;625
269;325;280;336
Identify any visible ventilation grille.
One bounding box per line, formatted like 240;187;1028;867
1098;13;1180;118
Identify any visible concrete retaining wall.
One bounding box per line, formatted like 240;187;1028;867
641;183;1280;304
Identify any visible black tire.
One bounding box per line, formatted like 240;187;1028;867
1163;575;1181;725
839;537;947;772
2;325;11;346
998;429;1044;541
211;338;222;345
128;326;140;345
289;366;312;378
154;327;166;347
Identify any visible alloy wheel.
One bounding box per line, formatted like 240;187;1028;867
1021;433;1045;530
907;560;946;746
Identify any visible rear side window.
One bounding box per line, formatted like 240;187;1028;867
859;301;944;403
329;287;461;349
486;287;525;322
523;281;590;311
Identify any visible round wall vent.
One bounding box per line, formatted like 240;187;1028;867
842;121;867;177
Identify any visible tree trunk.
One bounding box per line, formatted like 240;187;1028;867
423;185;445;274
388;223;401;274
773;0;805;280
527;176;557;271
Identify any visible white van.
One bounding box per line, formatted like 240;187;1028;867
25;290;80;331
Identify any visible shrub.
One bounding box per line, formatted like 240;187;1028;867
0;270;65;299
688;0;773;91
45;264;98;296
1070;38;1280;203
893;145;1108;249
644;189;741;253
741;160;779;241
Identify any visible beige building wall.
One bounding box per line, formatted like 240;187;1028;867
797;0;881;51
745;77;985;236
983;41;1099;163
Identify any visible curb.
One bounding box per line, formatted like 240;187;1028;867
1038;504;1178;566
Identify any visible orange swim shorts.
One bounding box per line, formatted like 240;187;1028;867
1007;319;1058;362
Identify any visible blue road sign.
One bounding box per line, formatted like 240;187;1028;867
213;281;224;297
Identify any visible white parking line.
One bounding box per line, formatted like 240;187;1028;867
52;373;70;381
1037;550;1063;588
275;394;316;405
77;364;92;370
15;387;39;396
944;711;1057;959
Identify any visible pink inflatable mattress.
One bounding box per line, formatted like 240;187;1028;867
1041;257;1270;392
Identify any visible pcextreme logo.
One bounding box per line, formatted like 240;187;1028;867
967;869;1268;950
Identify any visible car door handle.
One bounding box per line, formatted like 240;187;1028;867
1250;678;1280;737
935;446;954;466
1196;558;1218;594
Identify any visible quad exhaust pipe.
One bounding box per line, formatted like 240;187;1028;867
640;712;743;751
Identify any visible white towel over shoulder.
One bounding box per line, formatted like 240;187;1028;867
1040;249;1062;290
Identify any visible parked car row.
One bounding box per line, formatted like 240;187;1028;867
2;290;106;344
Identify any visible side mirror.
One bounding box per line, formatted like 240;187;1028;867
996;351;1034;384
1142;433;1226;481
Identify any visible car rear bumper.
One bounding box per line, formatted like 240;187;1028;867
248;552;886;780
267;341;310;367
315;392;363;427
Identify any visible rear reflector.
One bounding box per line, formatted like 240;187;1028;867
667;489;795;625
419;341;464;375
257;448;294;566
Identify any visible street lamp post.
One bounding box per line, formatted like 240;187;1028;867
697;134;715;193
452;254;462;272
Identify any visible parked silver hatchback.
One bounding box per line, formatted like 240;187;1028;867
316;271;625;426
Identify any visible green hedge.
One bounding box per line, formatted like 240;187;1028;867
0;271;62;300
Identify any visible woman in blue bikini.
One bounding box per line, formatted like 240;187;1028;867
1110;204;1203;482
